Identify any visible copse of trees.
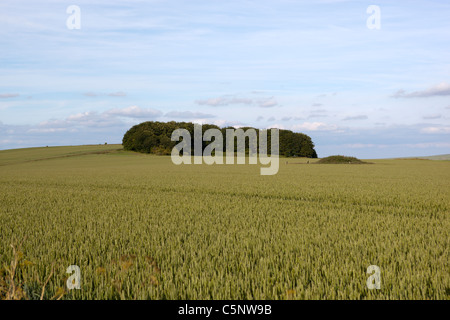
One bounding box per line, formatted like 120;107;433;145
122;121;318;158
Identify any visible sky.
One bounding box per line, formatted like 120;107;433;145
0;0;449;158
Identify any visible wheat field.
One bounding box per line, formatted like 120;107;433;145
0;145;448;299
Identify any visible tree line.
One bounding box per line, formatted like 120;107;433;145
122;121;318;158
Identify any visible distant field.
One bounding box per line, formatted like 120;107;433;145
0;145;449;299
0;144;123;166
394;154;450;161
416;154;450;161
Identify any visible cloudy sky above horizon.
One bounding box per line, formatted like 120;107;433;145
1;0;449;158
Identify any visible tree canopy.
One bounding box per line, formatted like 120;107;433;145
122;121;318;158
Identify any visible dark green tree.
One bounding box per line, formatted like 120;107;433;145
122;121;318;158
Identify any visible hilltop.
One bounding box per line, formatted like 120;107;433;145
0;144;122;166
315;155;369;164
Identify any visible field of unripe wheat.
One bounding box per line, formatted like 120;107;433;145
0;145;448;299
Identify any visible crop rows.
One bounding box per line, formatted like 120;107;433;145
0;147;448;299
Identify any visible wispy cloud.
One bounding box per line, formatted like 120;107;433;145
28;127;72;133
391;82;450;98
165;111;215;119
0;93;20;98
108;91;127;97
30;106;162;132
84;91;127;97
195;95;279;108
422;114;442;120
258;97;279;108
36;112;121;130
405;142;450;148
308;114;328;119
308;109;328;119
343;115;368;121
106;106;162;118
420;126;450;134
344;142;450;149
292;122;338;131
195;96;253;107
316;93;337;98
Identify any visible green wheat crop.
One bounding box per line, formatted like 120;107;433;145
0;145;448;299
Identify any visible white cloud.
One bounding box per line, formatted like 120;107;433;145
195;95;278;108
38;111;122;129
292;122;338;131
67;112;95;121
422;114;442;120
405;142;450;148
0;93;20;98
258;97;278;108
84;91;127;97
392;82;450;98
108;91;127;97
342;115;368;121
106;106;162;118
308;114;328;119
420;126;450;134
165;111;215;119
31;106;162;133
196;96;252;107
343;142;450;149
28;127;71;133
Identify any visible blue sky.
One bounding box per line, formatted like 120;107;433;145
0;0;449;158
